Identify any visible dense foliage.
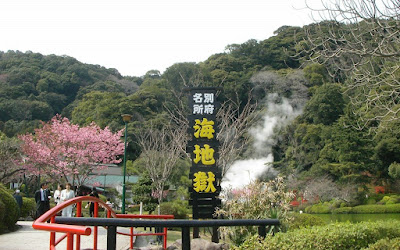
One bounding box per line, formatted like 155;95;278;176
0;51;140;137
0;183;19;233
216;177;294;245
287;213;325;231
234;220;400;250
20;197;35;218
366;237;400;250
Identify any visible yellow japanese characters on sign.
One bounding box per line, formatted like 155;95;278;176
193;171;217;193
193;118;215;139
193;144;215;165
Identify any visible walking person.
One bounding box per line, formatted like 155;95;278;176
13;189;23;218
34;183;51;218
87;187;99;217
53;184;63;206
60;183;75;217
13;189;23;209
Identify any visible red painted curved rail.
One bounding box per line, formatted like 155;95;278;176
32;196;173;250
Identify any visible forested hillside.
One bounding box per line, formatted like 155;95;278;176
0;51;141;137
1;18;400;197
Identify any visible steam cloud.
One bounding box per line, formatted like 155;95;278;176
222;93;303;190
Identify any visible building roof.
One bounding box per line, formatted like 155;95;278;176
85;175;139;188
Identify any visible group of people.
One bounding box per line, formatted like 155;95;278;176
34;182;100;218
53;183;75;217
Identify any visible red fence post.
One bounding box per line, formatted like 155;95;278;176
76;202;82;250
130;227;134;249
163;227;168;249
50;216;55;249
67;232;74;250
93;202;99;250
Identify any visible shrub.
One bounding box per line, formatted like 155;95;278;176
377;195;399;205
333;207;353;214
305;203;331;214
215;177;294;246
0;184;19;232
369;193;385;202
127;204;140;213
332;204;400;214
287;213;325;230
365;198;377;205
352;204;400;213
386;198;397;205
365;237;400;249
20;197;36;218
0;199;5;232
160;200;189;219
380;196;391;204
234;220;400;250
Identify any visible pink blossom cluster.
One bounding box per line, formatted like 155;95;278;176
19;115;124;180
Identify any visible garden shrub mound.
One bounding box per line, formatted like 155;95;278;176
234;220;400;250
365;237;400;249
20;197;36;218
160;200;189;219
0;184;19;233
305;202;332;214
287;213;325;230
333;204;400;214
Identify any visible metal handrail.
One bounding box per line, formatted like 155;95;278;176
55;217;280;250
32;196;173;249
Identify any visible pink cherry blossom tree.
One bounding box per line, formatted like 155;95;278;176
19;115;124;187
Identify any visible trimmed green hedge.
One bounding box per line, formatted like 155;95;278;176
287;213;325;230
0;184;19;233
365;237;400;249
333;204;400;214
160;200;189;219
333;207;353;214
234;220;400;250
20;197;36;218
305;203;331;214
0;199;5;232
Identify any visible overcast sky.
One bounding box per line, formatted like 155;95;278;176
1;0;322;77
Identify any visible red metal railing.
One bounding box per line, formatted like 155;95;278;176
32;196;174;249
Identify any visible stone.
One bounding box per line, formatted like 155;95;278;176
166;238;229;250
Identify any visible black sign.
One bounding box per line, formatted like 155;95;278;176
187;87;222;220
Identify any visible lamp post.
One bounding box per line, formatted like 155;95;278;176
121;114;132;214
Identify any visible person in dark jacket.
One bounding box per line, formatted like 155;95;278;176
34;183;50;218
88;187;99;217
13;189;23;209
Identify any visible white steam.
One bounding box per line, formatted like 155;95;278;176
222;94;303;190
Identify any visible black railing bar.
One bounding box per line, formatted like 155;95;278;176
55;217;280;228
107;226;116;250
55;217;279;250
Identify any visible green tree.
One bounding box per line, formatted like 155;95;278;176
389;162;400;179
303;83;345;125
130;174;158;213
71;91;126;128
303;63;329;87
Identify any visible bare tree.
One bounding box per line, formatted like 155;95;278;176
302;0;400;128
216;94;260;176
136;125;184;204
303;175;357;203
